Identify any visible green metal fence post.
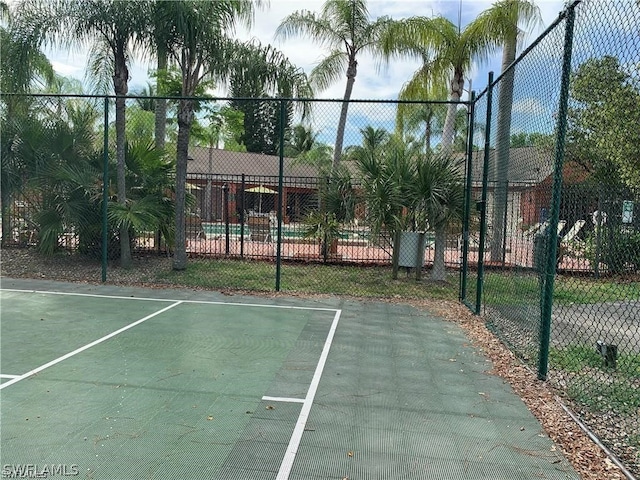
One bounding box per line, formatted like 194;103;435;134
475;73;494;315
223;183;230;255
101;96;109;283
538;4;577;381
460;91;476;303
275;99;286;291
240;174;246;259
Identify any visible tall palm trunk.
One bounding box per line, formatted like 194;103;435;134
173;98;194;270
153;48;168;253
490;39;517;263
1;101;15;248
154;47;167;151
114;54;131;268
1;189;11;248
430;70;464;281
441;69;464;154
424;110;433;155
430;223;448;281
332;58;357;171
391;228;402;279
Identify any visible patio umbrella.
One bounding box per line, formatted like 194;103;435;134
246;185;277;213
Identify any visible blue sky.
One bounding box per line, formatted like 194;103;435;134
43;0;568;100
40;0;571;148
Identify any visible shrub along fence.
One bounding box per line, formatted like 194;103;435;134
1;95;468;284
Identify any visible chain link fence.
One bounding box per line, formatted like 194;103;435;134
460;0;639;474
3;0;638;473
1;94;468;292
1;95;112;261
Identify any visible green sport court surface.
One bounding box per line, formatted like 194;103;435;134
0;277;579;480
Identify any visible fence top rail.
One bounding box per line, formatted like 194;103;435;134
0;91;470;106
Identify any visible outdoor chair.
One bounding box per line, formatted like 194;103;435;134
186;214;206;241
247;215;272;242
559;219;586;258
524;222;544;237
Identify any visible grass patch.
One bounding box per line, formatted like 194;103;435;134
156;258;459;300
549;345;606;372
567;376;640;415
155;258;638;304
618;354;640;378
550;345;640;377
481;271;639;306
482;272;540;305
551;345;640;415
158;259;277;292
554;276;640;304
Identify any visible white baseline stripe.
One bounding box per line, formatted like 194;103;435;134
0;288;337;312
0;374;20;379
0;301;182;390
276;309;342;480
262;396;305;404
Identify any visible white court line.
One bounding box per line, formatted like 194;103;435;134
0;301;182;390
276;309;342;480
0;288;338;312
0;374;20;379
262;396;305;404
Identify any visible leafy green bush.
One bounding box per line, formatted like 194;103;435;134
583;227;640;273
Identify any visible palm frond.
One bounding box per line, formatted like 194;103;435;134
85;38;113;95
467;0;542;49
323;0;368;42
309;49;347;92
275;10;339;48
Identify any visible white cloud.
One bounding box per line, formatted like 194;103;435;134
36;0;567;101
49;60;84;78
512;97;546;115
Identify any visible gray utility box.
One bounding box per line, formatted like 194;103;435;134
398;231;429;268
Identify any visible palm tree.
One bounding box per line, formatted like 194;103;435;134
414;154;465;281
1;2;55;246
1;7;54;95
394;59;449;154
14;0;152;268
353;125;463;281
355;132;419;278
159;9;310;269
467;0;541;262
228;40;312;155
381;14;497;154
286;124;319;157
148;0;174;152
291;141;333;174
131;82;157;112
155;0;258;270
345;126;389;163
275;0;390;171
382;2;541;274
395;77;471;155
110;140;177;252
286;124;336;174
6;96;101;254
34;138;176;258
